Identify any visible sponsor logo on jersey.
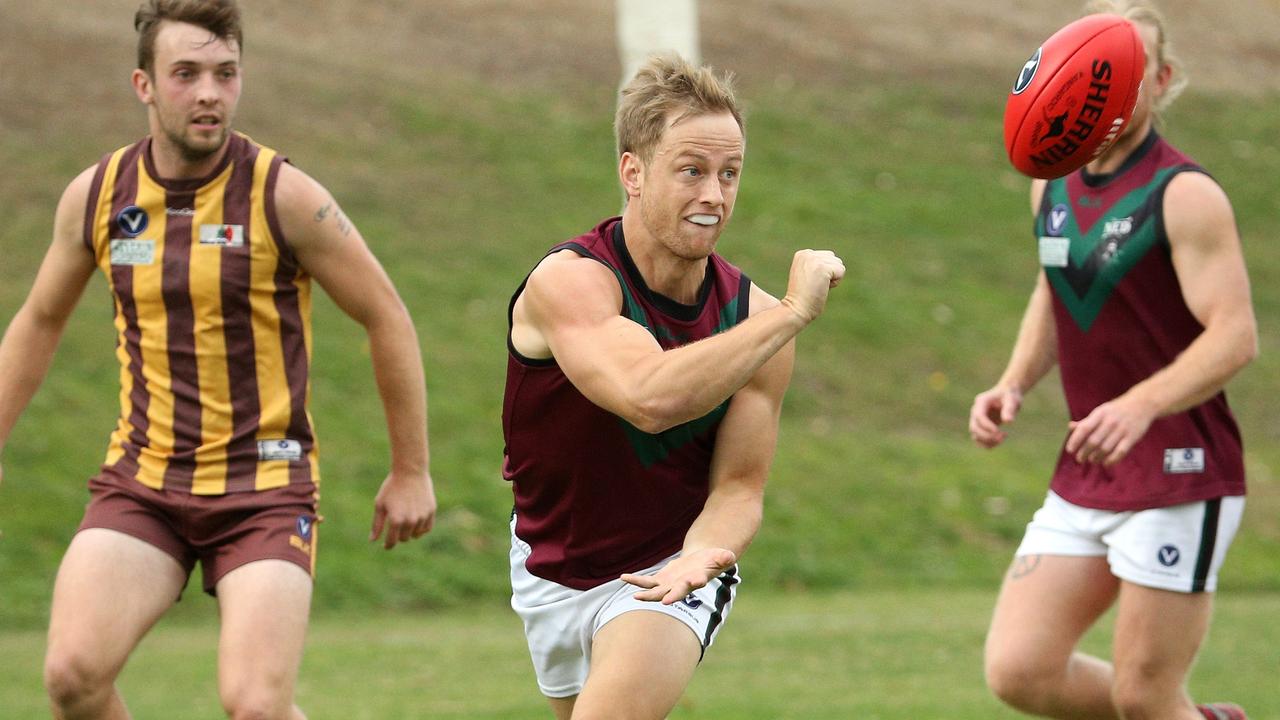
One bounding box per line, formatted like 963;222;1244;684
166;207;196;216
1164;447;1205;474
258;438;303;462
116;205;149;237
1157;544;1181;567
1039;236;1070;268
109;239;156;266
199;223;244;247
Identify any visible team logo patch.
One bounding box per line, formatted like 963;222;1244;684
1013;47;1042;95
680;593;703;610
116;205;149;237
290;514;314;556
1157;544;1181;567
109;239;156;266
199;223;244;247
1046;203;1070;236
1164;448;1205;474
258;439;303;462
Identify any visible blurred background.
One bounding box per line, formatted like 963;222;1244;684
1;1;1277;717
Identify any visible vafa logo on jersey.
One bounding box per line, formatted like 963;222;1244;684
116;206;149;237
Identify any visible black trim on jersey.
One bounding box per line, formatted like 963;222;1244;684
612;222;715;322
1080;129;1160;189
699;564;739;661
735;272;752;323
1191;498;1222;593
505;241;609;368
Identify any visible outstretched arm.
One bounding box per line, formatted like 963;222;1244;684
514;248;842;434
0;168;98;486
1065;171;1257;465
622;285;793;604
275;163;436;549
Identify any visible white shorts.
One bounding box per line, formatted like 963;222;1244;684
509;521;739;698
1015;490;1245;593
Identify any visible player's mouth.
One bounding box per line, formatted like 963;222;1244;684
191;114;223;131
686;214;720;227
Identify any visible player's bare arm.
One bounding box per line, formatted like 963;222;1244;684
1066;171;1257;465
623;284;793;604
274;162;437;548
0;167;98;487
514;248;841;434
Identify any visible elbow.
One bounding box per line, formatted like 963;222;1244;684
622;393;684;435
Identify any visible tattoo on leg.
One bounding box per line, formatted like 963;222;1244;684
1010;555;1042;580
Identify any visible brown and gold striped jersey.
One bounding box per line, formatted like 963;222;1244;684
83;132;319;494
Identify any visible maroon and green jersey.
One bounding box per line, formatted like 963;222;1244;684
502;218;752;590
1035;131;1244;510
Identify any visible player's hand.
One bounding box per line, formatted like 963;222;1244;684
1065;395;1155;466
370;471;437;550
781;250;845;324
620;547;737;605
970;385;1023;448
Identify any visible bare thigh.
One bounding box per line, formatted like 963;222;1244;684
1111;581;1212;706
46;528;187;680
216;559;313;717
570;610;702;720
987;554;1120;671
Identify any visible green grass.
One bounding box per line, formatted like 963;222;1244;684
2;589;1277;719
2;5;1278;633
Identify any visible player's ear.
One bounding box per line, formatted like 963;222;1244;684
132;68;154;105
619;151;643;200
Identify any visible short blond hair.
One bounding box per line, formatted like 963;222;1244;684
615;53;743;164
1083;0;1187;115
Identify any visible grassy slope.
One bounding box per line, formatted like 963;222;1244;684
1;3;1278;630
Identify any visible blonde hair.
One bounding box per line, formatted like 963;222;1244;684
1083;0;1188;115
615;53;743;164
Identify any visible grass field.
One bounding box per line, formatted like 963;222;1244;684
2;589;1277;719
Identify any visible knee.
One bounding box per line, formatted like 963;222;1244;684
43;650;114;709
1110;669;1169;719
221;686;294;720
984;649;1056;710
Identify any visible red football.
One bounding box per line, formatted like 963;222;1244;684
1003;14;1145;179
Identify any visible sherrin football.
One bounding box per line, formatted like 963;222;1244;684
1003;14;1145;179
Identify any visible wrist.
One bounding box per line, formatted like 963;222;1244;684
777;297;813;327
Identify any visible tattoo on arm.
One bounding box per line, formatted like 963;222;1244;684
313;201;352;237
1010;554;1042;580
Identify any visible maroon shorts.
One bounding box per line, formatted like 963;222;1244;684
79;472;319;595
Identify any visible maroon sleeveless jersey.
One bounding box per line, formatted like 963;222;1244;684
503;218;752;589
1035;131;1245;510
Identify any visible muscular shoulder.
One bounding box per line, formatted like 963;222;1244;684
272;161;344;250
523;249;622;317
1163;171;1235;250
52;165;99;249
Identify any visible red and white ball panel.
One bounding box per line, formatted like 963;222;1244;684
1003;14;1146;179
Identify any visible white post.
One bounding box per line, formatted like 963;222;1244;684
616;0;701;88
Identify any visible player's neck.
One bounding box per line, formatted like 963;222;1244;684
147;132;231;181
1085;117;1153;176
620;212;708;305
